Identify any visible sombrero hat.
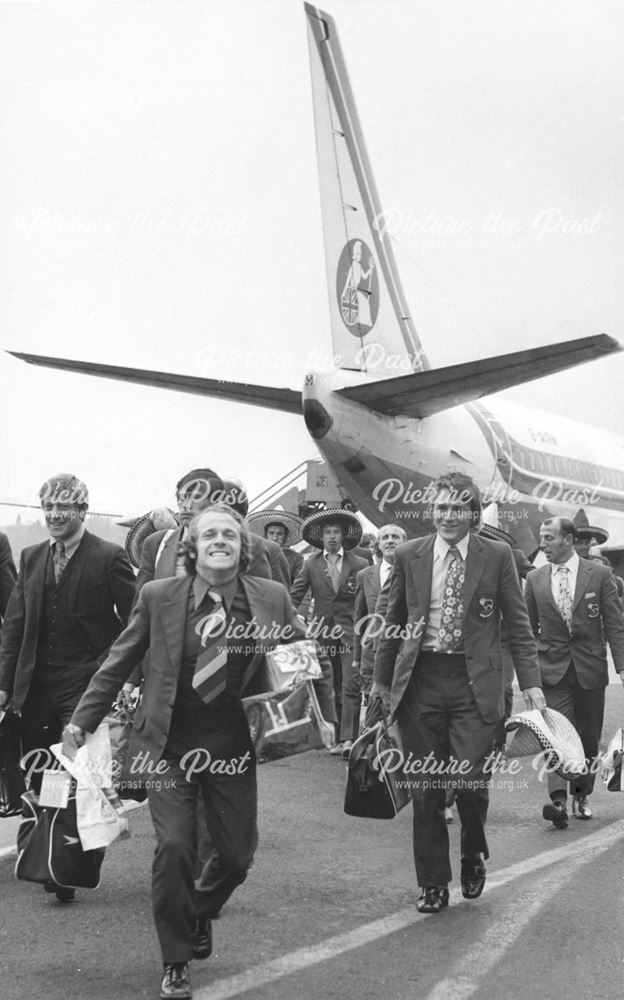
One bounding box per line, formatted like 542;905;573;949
505;708;586;781
301;508;363;550
247;509;303;547
478;502;515;547
122;508;178;568
572;508;609;546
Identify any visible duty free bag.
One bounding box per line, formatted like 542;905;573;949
242;681;327;762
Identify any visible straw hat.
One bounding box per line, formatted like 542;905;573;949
301;508;363;550
122;508;178;568
247;509;303;546
572;508;609;546
505;708;586;780
479;502;515;546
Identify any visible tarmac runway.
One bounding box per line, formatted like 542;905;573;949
1;685;623;1000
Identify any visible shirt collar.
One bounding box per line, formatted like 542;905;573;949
434;532;470;563
324;548;344;560
49;523;85;560
551;551;579;575
193;573;238;612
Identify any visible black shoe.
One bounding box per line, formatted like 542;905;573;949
416;885;449;914
542;800;568;829
460;856;486;899
160;963;191;1000
191;915;212;960
43;880;76;902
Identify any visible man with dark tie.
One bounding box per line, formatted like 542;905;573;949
62;505;336;1000
372;472;544;914
0;473;135;899
524;516;624;827
290;508;368;756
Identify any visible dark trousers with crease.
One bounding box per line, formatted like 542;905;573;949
397;653;498;888
147;734;257;963
543;662;605;799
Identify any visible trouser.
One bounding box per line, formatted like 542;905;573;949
319;638;359;738
543;663;605;799
397;652;498;887
20;661;98;793
147;740;257;963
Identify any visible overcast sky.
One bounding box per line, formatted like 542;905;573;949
1;0;623;521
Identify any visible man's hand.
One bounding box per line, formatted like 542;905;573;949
0;689;9;710
61;723;86;761
522;686;546;712
369;681;391;716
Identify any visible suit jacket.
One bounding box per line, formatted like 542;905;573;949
290;550;368;646
374;533;540;724
353;563;382;661
71;574;337;774
284;547;304;586
0;532;17;621
0;531;136;710
524;558;624;688
135;527;289;592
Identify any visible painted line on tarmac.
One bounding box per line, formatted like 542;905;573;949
194;818;624;1000
423;818;624;1000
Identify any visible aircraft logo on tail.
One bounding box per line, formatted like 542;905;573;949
336;239;379;334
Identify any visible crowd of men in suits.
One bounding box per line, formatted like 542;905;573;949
0;467;623;999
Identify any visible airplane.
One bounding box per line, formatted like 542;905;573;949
7;3;624;557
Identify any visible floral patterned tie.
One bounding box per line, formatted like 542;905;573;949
54;541;68;584
555;565;573;633
438;545;465;651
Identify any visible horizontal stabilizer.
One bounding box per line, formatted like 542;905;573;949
336;334;621;418
7;352;302;414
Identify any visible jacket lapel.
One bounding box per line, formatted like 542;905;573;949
409;535;435;615
462;533;487;618
64;530;91;607
159;576;192;675
29;541;50;628
573;559;593;611
239;576;275;690
157;528;182;579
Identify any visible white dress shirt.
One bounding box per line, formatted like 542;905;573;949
550;551;579;601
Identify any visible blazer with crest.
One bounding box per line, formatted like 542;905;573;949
290;550;368;646
524;558;624;688
71;574;337;773
373;532;540;724
0;531;136;711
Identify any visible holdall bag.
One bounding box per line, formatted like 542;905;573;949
0;707;26;818
15;789;105;889
344;715;411;819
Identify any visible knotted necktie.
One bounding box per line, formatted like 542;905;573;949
555;565;573;633
54;540;68;584
438;545;465;651
326;553;341;593
192;589;229;703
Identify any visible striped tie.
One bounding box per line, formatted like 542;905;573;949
192;589;229;703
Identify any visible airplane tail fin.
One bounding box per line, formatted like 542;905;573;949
305;4;428;376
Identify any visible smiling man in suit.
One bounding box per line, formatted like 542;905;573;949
291;508;368;755
63;504;335;1000
372;472;544;914
524;515;624;827
0;473;135;898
